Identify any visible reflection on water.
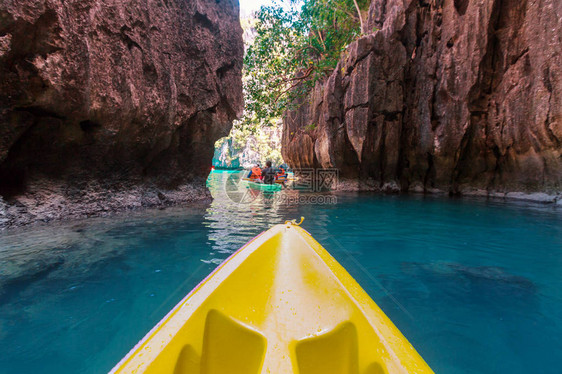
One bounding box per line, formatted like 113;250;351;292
0;170;561;374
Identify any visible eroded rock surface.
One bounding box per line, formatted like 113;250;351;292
0;0;243;226
282;0;562;197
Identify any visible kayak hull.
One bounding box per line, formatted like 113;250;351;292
111;224;433;374
242;179;282;192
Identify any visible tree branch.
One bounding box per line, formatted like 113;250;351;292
352;0;365;34
273;66;315;103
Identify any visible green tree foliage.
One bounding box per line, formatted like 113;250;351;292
243;0;369;127
215;0;369;168
215;122;284;167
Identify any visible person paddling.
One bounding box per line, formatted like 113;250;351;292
248;163;262;180
276;165;287;186
261;161;276;184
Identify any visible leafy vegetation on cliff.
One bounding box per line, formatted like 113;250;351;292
215;0;368;168
243;0;369;127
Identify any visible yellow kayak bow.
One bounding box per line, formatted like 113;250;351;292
111;221;433;373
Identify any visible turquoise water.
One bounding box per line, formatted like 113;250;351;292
0;170;561;373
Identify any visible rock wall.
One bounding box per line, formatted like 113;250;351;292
0;0;243;226
282;0;562;197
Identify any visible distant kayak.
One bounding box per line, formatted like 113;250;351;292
242;178;282;192
110;220;433;374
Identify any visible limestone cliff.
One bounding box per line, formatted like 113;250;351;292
0;0;243;226
282;0;562;198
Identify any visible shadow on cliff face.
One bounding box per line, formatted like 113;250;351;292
0;165;26;198
0;103;228;196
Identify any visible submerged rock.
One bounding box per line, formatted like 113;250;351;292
282;0;562;197
401;262;537;298
0;0;243;227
